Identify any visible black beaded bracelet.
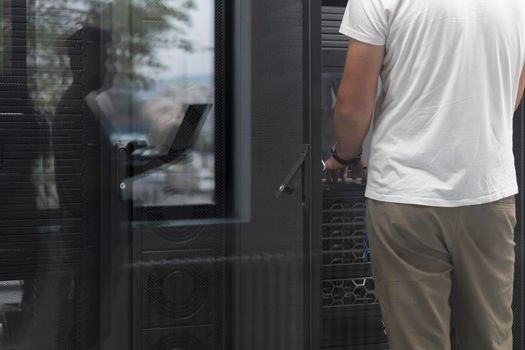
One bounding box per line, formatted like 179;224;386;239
331;145;361;167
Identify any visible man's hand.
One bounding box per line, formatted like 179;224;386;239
324;157;365;183
324;157;348;182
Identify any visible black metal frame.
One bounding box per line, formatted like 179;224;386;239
132;0;235;221
304;0;323;349
513;102;525;350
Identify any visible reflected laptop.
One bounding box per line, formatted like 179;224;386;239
131;103;213;160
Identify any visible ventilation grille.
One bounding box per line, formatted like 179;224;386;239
0;3;96;350
0;277;76;349
322;305;388;349
321;6;347;50
323;277;378;307
138;225;221;252
0;1;87;273
141;326;215;350
145;262;210;320
322;194;370;267
233;252;303;350
321;188;388;348
323;224;369;266
137;249;221;329
133;224;225;350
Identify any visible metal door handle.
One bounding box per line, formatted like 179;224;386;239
275;144;310;198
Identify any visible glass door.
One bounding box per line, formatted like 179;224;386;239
0;0;309;349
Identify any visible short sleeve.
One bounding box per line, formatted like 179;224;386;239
339;0;388;46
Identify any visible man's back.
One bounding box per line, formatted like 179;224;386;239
333;2;523;349
341;0;525;206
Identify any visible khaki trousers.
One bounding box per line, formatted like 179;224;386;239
365;196;517;350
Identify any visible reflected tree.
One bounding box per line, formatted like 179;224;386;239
28;0;196;114
113;0;196;88
26;0;198;209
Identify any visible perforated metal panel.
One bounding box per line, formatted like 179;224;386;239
321;6;347;71
139;250;219;327
141;326;215;350
0;1;94;274
132;224;226;350
321;6;347;50
323;194;370;267
0;2;100;349
321;185;388;349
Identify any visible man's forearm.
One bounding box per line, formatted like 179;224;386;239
333;106;373;160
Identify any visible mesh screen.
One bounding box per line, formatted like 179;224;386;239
0;278;76;349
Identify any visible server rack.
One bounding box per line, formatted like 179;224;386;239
321;184;387;350
0;1;99;349
315;3;388;349
130;224;227;350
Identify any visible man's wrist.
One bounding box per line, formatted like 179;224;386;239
334;142;361;159
331;144;361;166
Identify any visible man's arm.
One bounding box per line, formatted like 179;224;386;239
516;63;525;111
331;38;384;161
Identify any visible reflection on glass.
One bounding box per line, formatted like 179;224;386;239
0;279;75;348
27;0;216;208
110;0;217;207
0;2;10;75
1;0;226;348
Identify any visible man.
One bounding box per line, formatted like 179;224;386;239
325;0;525;349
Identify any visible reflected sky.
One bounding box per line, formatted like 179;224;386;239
154;0;214;80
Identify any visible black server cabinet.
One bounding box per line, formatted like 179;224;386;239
227;0;308;349
313;1;525;350
0;1;102;349
131;225;227;350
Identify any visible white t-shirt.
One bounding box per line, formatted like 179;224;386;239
340;0;525;207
